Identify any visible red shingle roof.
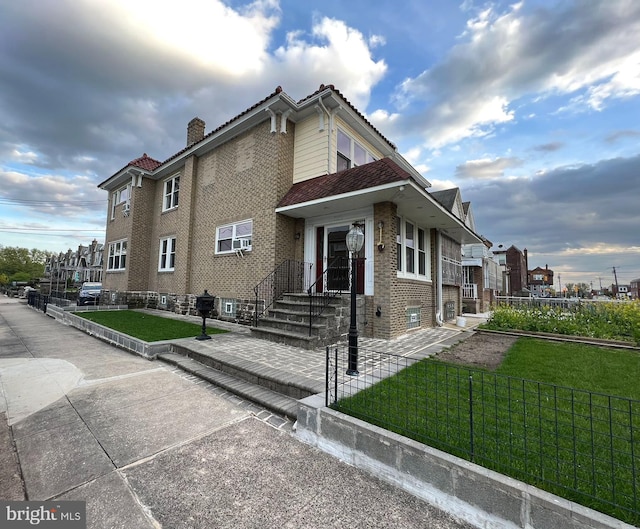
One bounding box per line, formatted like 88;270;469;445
129;153;162;171
277;157;410;208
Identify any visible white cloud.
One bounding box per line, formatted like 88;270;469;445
273;17;387;109
391;0;640;148
455;156;524;179
109;0;280;75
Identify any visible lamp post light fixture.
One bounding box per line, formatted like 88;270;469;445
345;224;365;376
195;289;215;340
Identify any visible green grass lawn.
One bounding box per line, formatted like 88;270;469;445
496;338;640;400
335;338;640;524
73;310;227;341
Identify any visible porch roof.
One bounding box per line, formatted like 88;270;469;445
276;158;482;245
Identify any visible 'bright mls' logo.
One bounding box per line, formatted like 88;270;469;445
0;501;85;528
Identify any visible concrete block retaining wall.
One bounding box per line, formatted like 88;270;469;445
296;394;634;529
45;304;170;359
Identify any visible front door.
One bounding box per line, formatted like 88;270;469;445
327;226;349;291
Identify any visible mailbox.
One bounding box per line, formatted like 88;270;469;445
196;290;215;317
195;290;215;340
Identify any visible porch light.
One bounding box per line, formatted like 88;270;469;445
346;225;365;254
346;225;364;376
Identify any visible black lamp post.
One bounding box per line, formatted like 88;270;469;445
346;224;365;376
195;290;215;340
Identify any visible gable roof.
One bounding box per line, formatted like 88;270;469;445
277;157;411;208
430;188;459;211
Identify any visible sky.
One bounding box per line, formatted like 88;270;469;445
0;0;638;290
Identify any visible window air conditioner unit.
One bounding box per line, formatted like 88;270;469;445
122;203;130;216
232;239;251;250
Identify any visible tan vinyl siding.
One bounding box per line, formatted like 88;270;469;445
293;115;330;182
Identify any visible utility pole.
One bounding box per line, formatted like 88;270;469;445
558;274;562;297
613;267;620;299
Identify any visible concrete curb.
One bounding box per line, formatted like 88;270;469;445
296;395;635;529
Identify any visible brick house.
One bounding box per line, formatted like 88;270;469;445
492;245;529;295
528;265;554;297
98;85;481;342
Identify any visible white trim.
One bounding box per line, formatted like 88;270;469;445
162;173;180;212
158;236;176;272
304;207;374;296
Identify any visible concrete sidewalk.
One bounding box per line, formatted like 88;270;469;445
0;297;475;529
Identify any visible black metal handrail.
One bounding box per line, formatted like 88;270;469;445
306;256;350;336
253;260;311;326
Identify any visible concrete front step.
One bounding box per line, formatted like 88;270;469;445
158;353;300;419
257;316;325;334
168;342;323;399
249;326;321;350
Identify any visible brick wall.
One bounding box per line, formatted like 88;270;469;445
370;202;436;340
186;118;297;300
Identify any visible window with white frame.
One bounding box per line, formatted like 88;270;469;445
158;236;176;271
216;219;253;254
396;216;430;280
111;184;130;219
162;174;180;211
337;129;376;172
107;240;127;271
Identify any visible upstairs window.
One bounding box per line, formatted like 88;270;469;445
163;174;180;211
216;219;253;254
158;236;176;271
107;240;127;271
337;129;376;172
111;184;130;219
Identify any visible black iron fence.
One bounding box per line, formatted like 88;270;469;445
326;345;640;524
26;291;49;312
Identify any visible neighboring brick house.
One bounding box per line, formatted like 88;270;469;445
98;84;482;341
528;265;554;297
492;245;529;295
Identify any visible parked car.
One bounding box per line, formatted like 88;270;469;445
77;282;102;306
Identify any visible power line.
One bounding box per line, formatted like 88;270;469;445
0;227;103;233
0;197;106;206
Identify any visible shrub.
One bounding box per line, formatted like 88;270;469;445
483;301;640;344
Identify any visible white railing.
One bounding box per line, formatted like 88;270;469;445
462;283;478;299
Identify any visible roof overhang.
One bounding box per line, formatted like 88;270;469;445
276;180;482;245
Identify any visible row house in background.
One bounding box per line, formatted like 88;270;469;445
612;284;631;299
492;245;529;296
44;240;104;291
430;188;499;313
528;265;554;297
630;278;640;299
98;84;482;345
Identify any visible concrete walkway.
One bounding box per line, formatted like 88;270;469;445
0;296;476;529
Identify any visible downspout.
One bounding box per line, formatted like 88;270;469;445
317;97;332;174
435;230;444;326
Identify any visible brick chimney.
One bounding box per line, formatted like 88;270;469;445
187;117;205;146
